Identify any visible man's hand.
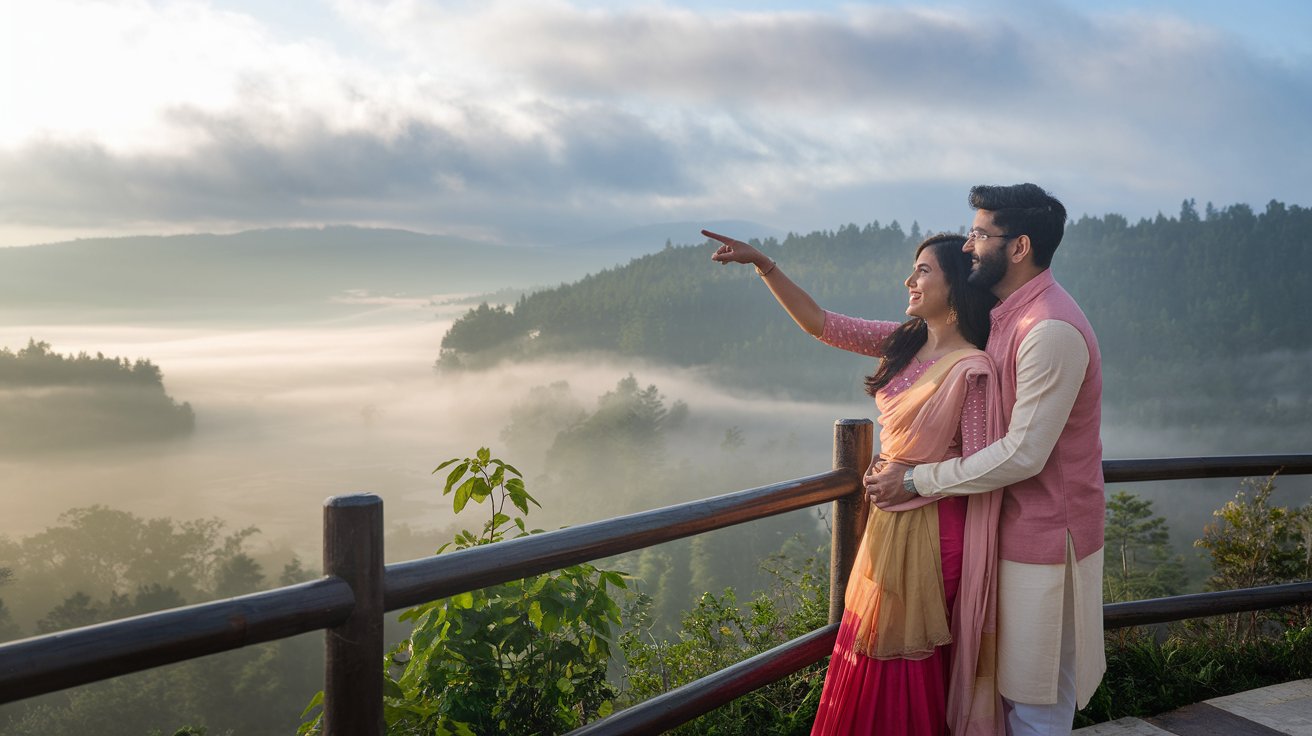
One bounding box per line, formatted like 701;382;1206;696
865;461;915;508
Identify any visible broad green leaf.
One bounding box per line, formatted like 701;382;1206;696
470;476;491;503
542;608;560;633
507;485;530;514
477;447;490;463
453;476;477;513
444;461;470;494
452;591;474;608
433;457;459;473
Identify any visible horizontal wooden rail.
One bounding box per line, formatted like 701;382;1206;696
1;450;1310;721
567;624;842;736
0;577;354;704
1103;455;1312;483
384;469;859;612
1104;581;1312;629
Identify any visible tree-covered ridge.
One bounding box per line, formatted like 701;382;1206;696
0;340;195;450
0;339;172;388
439;200;1312;422
440;220;919;398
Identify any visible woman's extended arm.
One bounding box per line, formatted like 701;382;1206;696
703;229;825;337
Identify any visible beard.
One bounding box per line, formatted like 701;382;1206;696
967;247;1007;290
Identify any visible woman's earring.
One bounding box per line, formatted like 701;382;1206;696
947;306;958;325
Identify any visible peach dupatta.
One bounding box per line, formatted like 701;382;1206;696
844;348;1004;735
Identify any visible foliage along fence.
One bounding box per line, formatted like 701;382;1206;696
0;419;1310;736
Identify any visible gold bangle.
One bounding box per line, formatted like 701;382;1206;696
756;259;777;277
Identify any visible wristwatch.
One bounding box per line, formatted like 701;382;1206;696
902;469;919;496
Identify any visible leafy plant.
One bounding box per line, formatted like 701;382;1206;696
1103;491;1187;603
618;546;830;735
1078;624;1312;726
299;448;626;736
1194;473;1312;638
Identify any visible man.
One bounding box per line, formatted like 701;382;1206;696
868;183;1106;735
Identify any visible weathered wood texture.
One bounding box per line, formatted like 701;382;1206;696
323;493;384;736
1103;455;1312;482
0;577;353;704
383;469;862;612
830;419;874;624
1104;581;1312;629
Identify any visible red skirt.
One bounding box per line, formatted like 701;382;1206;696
811;496;967;735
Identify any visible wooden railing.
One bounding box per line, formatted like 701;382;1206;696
0;419;1309;736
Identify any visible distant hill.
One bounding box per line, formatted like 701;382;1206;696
0;223;780;317
0;227;561;313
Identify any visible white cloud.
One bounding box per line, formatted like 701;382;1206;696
0;0;1308;246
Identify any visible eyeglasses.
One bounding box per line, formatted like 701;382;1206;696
966;229;1019;243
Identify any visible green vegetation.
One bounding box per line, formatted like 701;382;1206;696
1103;491;1187;602
618;549;831;736
1195;474;1312;637
0;339;194;452
300;448;625;735
1079;473;1312;726
1082;625;1312;726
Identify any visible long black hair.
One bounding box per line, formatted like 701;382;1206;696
863;233;997;397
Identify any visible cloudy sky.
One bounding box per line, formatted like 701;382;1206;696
1;0;1309;248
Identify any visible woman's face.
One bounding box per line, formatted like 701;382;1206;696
904;248;953;321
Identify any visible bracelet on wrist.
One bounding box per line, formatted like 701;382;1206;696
756;259;777;277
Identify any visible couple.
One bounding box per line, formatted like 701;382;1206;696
706;183;1106;736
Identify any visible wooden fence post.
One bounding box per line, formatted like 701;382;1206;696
830;419;873;624
323;493;384;736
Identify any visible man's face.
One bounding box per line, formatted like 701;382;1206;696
964;210;1010;291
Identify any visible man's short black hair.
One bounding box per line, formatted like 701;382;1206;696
969;183;1067;268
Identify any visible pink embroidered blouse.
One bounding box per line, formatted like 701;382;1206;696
818;311;988;457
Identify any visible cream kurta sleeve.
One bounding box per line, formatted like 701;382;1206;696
912;320;1089;496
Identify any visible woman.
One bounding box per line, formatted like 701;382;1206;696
704;229;1006;735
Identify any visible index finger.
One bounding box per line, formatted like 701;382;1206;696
701;229;736;245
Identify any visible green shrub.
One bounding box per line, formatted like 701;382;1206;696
299;449;625;736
